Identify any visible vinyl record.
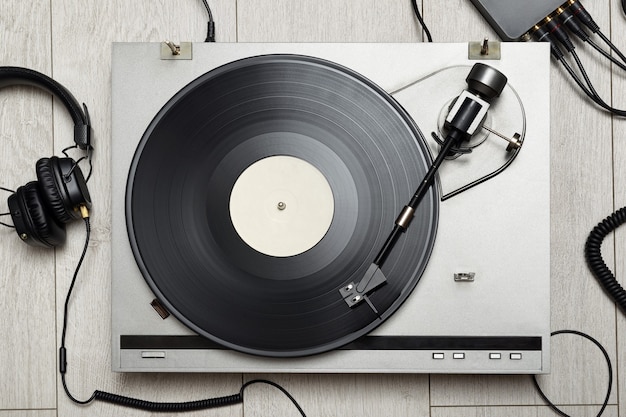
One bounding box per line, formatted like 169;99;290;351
127;54;439;357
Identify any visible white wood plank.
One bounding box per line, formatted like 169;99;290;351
237;0;421;42
0;0;56;411
243;374;429;417
609;3;626;417
431;405;619;417
0;412;56;417
424;0;498;42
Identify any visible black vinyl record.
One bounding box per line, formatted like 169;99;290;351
127;54;439;357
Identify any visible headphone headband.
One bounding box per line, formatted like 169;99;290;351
0;66;92;150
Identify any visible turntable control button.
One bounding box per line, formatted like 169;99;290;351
453;353;465;359
432;353;445;360
489;353;502;360
510;353;523;360
141;351;166;359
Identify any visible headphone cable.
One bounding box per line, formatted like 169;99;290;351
59;211;306;415
532;330;612;417
411;0;433;42
200;0;216;42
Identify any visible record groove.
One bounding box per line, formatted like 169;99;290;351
127;54;439;357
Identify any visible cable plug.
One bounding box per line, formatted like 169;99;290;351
544;16;576;52
567;0;600;33
532;25;566;61
205;21;216;42
79;205;90;219
557;6;589;42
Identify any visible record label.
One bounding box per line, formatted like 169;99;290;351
229;155;335;257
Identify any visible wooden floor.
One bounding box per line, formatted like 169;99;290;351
1;0;625;416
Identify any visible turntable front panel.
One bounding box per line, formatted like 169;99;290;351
111;42;550;373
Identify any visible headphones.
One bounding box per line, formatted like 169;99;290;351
1;66;93;248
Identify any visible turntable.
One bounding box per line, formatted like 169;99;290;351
111;42;550;373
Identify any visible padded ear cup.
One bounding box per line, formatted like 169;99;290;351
36;156;91;223
7;182;66;248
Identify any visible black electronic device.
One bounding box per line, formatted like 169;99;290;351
468;0;566;41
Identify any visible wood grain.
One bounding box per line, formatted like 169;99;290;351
609;2;626;417
0;412;56;417
0;0;623;415
237;0;421;42
431;405;619;417
243;374;429;417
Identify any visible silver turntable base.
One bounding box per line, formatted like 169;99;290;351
111;42;550;373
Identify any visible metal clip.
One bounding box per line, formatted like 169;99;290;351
339;264;387;308
468;38;501;60
160;41;193;60
454;272;475;282
165;40;180;55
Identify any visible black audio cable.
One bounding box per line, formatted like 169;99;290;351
533;207;626;417
556;6;626;71
530;0;626;117
59;209;307;415
0;214;13;228
532;330;613;417
0;187;15;228
568;0;626;65
586;38;626;71
411;0;432;42
200;0;216;42
560;56;626;116
537;15;606;101
532;23;626;117
585;207;626;313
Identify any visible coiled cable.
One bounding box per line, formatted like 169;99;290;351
92;387;239;412
61;218;307;415
584;206;626;313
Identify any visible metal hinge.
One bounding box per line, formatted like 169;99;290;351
468;38;501;60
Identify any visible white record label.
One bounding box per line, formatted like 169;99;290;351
229;155;335;257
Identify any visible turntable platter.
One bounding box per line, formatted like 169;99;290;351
126;54;439;357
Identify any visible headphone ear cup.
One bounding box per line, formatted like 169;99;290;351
7;182;67;248
36;156;91;223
